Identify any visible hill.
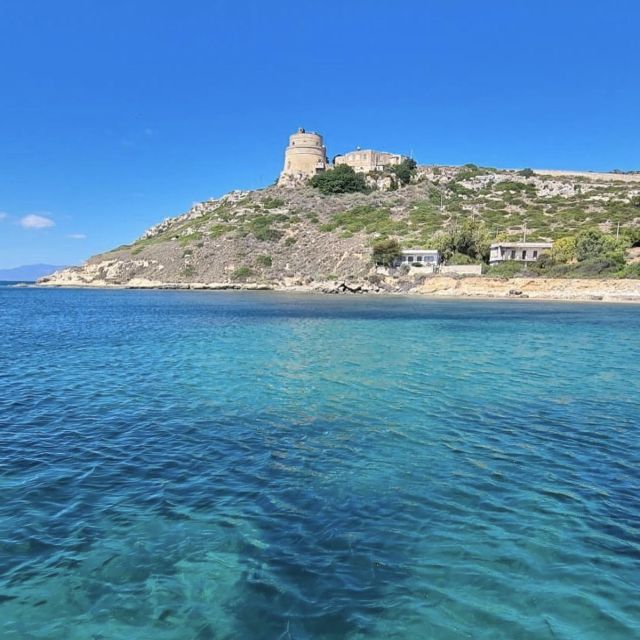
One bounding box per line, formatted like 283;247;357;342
40;165;640;289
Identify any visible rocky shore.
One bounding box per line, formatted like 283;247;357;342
38;273;640;303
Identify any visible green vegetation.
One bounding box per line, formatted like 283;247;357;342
309;165;368;195
231;266;254;280
320;205;405;236
117;163;640;281
262;197;285;209
431;219;491;263
208;224;229;239
389;158;417;186
485;260;527;277
526;228;635;278
178;232;203;247
371;238;402;266
247;215;283;242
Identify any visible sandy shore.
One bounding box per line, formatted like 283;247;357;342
412;276;640;303
36;274;640;303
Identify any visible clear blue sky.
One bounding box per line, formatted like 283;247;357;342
1;0;639;268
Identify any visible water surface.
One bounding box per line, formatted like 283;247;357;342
1;289;639;639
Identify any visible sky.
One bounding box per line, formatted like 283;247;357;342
1;0;639;268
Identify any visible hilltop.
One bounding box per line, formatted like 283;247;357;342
41;165;640;292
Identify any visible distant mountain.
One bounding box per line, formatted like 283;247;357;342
0;264;66;281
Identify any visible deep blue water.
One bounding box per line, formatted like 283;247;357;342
1;288;639;639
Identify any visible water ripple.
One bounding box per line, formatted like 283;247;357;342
1;289;639;639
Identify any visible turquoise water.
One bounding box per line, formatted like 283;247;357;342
1;288;639;639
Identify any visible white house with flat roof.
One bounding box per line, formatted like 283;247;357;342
394;249;441;270
489;241;552;265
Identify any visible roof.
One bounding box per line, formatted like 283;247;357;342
490;242;552;249
401;248;439;254
336;149;405;158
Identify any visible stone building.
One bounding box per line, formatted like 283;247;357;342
278;128;328;185
489;241;552;264
334;148;407;173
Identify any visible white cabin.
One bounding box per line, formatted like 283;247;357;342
489;242;552;265
394;249;441;268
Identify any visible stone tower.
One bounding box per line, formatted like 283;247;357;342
278;128;328;185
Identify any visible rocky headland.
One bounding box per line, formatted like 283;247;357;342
40;165;640;302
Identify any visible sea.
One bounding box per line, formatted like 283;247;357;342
1;285;639;639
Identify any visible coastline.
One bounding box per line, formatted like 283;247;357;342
36;275;640;304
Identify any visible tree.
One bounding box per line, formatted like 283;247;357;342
309;165;368;195
372;238;402;266
575;229;607;261
431;219;491;263
550;236;577;263
389;158;418;186
574;229;629;263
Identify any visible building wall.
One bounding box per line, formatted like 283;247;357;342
440;265;483;276
489;243;552;264
334;149;406;173
279;129;328;184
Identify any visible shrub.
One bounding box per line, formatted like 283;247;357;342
372;238;402;266
309;165;368;195
262;197;285;209
431;219;491;263
178;232;203;247
322;205;402;235
447;252;476;265
284;236;297;246
575;229;607;261
550;236;577;263
256;255;272;267
517;168;535;178
248;216;283;242
574;229;629;262
486;261;526;277
619;263;640;278
232;266;253;281
389;158;417;186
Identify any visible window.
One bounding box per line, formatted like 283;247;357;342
416;256;423;261
407;256;414;263
522;250;527;260
533;250;538;258
510;250;516;259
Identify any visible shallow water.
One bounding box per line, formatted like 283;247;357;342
1;288;639;639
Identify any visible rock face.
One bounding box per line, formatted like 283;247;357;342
40;165;640;295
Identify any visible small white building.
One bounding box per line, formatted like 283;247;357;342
489;242;552;265
394;249;441;268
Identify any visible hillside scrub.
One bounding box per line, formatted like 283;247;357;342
78;165;640;288
431;219;492;263
309;165;368;195
371;238;402;266
389;158;418;186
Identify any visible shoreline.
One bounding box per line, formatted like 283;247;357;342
35;275;640;304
